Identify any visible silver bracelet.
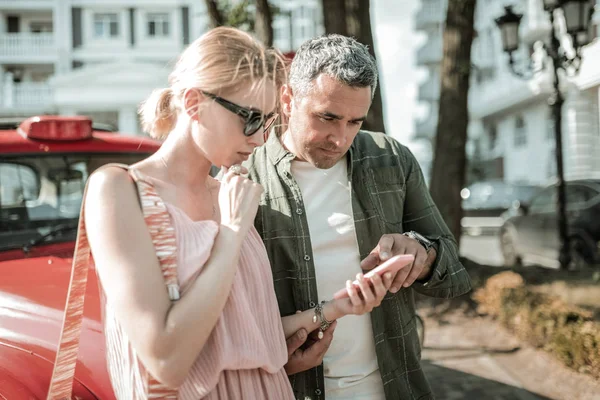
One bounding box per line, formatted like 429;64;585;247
313;301;333;339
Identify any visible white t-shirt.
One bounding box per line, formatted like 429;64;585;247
290;157;385;400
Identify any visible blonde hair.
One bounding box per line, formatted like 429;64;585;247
139;27;288;139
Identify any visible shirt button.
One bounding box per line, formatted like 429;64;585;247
296;208;303;215
304;255;311;261
309;301;316;307
315;389;322;395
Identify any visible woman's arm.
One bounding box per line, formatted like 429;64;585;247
281;272;393;339
85;167;261;388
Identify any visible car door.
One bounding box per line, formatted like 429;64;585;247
542;183;592;262
517;187;556;258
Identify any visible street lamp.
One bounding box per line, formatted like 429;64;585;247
495;1;597;270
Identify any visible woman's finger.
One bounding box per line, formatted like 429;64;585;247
356;273;374;304
382;272;394;290
370;273;387;301
346;279;362;309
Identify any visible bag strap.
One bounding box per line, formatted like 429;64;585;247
47;163;180;399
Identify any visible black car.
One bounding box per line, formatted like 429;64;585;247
500;179;600;269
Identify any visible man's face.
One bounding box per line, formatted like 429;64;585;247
282;74;372;169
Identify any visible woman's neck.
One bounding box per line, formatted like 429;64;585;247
154;127;212;188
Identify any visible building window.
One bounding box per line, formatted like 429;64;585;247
488;124;497;151
30;21;53;33
300;24;307;40
94;13;119;38
514;115;526;147
297;6;306;19
147;13;170;37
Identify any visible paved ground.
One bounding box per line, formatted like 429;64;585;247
420;309;600;400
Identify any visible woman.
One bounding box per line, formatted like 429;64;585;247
84;27;394;399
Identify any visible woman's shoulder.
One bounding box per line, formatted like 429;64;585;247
88;164;134;195
85;164;146;218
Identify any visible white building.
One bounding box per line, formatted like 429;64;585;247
0;0;322;135
414;0;600;185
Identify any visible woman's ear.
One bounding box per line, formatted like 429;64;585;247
280;84;293;117
183;89;204;121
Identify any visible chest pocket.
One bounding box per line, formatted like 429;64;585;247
367;166;406;228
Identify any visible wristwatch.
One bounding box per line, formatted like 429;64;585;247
402;231;434;252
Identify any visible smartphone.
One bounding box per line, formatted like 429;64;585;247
332;254;415;299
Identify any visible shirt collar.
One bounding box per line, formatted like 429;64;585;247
266;131;293;166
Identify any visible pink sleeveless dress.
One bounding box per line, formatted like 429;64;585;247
101;192;294;399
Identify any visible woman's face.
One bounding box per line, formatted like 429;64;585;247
191;81;278;168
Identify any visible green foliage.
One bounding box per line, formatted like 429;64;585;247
474;272;600;380
221;0;253;30
216;0;280;31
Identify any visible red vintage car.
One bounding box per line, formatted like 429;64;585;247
0;116;161;399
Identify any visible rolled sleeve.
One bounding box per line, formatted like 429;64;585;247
398;145;472;298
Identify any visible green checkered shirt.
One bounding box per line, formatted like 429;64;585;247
246;130;472;400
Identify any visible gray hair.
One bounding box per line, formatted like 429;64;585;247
289;34;378;99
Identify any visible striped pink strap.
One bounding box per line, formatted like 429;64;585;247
46;188;91;400
47;164;179;399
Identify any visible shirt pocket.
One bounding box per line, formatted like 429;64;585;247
367;166;406;228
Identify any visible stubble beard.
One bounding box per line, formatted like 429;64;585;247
304;145;342;169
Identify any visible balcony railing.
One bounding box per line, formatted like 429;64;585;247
0;33;55;59
468;70;554;119
0;0;54;8
415;0;445;29
2;82;54;110
416;37;443;65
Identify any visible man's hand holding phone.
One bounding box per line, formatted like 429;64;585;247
361;234;437;293
283;255;414;376
323;255;414;320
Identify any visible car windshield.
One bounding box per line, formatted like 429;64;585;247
462;181;538;209
0;153;149;250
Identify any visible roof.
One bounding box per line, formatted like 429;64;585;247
0;128;161;154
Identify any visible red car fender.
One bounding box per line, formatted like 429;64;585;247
0;374;36;400
0;343;97;400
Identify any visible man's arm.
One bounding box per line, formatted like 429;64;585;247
284;322;337;375
400;146;472;298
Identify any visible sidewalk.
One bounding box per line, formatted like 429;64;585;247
420;309;600;400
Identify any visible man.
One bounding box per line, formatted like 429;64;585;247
246;34;472;400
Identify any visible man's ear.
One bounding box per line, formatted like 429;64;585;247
183;89;204;121
280;84;294;117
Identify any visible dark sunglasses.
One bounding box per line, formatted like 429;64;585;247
202;91;278;137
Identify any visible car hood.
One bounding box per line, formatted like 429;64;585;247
0;254;113;399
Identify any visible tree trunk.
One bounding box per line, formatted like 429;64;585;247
324;0;385;132
429;0;476;245
321;0;348;36
254;0;273;46
353;0;385;133
204;0;224;28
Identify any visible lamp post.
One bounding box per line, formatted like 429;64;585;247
495;0;596;270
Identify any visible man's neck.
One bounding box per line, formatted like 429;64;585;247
281;129;304;162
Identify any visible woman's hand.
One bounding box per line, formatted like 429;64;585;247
330;272;393;317
218;165;263;236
